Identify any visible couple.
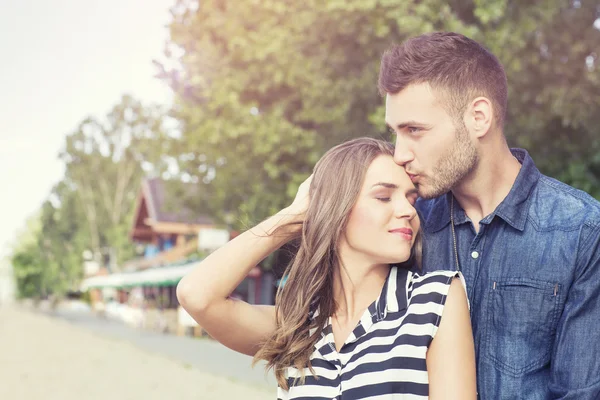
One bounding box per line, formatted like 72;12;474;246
177;32;600;399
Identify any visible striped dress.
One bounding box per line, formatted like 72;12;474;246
278;267;466;400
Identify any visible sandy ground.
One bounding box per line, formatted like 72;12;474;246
0;306;274;400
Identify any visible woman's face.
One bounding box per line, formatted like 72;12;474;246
339;154;420;266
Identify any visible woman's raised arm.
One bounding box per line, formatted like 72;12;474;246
176;177;311;356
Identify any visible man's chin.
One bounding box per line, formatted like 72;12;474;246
417;184;450;200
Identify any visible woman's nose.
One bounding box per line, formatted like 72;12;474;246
395;201;417;220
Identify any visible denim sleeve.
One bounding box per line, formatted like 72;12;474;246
550;221;600;399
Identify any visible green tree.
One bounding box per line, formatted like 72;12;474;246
11;213;45;299
160;0;599;232
37;181;90;297
11;246;45;299
61;94;170;266
12;181;93;298
11;95;171;299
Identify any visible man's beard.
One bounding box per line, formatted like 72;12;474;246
418;122;479;199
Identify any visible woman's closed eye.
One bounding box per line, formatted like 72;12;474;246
376;197;391;202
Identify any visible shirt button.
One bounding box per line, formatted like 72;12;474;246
471;251;480;259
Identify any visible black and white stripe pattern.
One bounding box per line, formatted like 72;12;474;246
277;267;465;400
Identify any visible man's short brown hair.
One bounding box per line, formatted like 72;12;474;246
378;32;508;129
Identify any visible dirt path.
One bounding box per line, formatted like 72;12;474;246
0;306;274;400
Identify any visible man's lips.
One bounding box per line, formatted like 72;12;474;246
407;173;419;183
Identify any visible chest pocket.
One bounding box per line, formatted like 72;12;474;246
485;278;562;376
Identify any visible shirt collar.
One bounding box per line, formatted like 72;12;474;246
493;148;540;231
421;148;540;233
311;267;409;353
378;266;408;316
309;266;408;322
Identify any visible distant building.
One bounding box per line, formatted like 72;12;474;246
82;177;274;336
127;177;215;270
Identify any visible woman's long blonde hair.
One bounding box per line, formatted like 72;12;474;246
254;137;422;389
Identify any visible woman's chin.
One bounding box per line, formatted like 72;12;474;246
383;254;411;265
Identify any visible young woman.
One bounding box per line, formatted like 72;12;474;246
177;138;476;399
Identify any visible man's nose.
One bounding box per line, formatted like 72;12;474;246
393;138;414;166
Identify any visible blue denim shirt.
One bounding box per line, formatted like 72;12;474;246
416;148;600;399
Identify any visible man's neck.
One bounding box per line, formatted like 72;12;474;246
453;147;521;230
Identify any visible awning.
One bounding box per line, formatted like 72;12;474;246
80;262;198;291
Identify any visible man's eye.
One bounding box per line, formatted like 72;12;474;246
408;127;421;134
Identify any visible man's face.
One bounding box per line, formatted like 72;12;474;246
385;83;478;199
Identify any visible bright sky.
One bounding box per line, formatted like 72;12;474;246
0;0;174;258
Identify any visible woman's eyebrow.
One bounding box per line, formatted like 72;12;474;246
371;182;398;189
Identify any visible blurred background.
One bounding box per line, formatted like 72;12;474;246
0;0;599;399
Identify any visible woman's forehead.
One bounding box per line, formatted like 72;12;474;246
362;155;413;190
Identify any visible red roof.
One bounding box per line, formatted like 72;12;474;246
143;178;213;225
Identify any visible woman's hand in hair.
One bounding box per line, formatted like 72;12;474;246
177;174;314;357
283;174;312;221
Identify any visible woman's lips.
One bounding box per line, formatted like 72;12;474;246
389;228;413;240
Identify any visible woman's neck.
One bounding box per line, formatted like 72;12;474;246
332;255;390;321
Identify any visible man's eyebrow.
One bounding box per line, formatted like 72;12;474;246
396;120;425;129
391;120;427;130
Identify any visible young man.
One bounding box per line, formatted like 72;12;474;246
379;32;600;399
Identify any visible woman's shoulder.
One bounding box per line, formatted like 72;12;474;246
409;269;465;287
406;270;468;308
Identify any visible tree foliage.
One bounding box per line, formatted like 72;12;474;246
160;0;600;231
11;1;600;296
61;95;170;265
11;95;169;298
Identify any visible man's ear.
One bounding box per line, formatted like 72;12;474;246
464;97;493;138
